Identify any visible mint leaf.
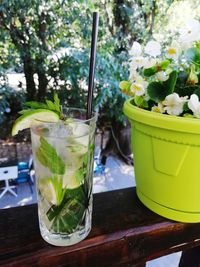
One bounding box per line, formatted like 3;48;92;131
36;137;65;175
54;93;60;112
46;99;56;110
45;94;61;114
50;175;66;206
50;198;86;234
25;93;61;116
75;168;84;184
18;109;33;115
47;185;87;234
25;101;48;109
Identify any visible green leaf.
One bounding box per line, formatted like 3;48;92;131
46;100;55;110
134;96;144;107
194;88;200;99
75;168;84;184
165;70;178;92
36;137;65;175
143;66;157;77
25;101;48;109
144;60;170;77
175;85;197;97
47;185;88;234
44;94;61;114
18;109;32;115
185;47;200;66
50;176;66;206
147;82;165;102
50;198;86;234
196;42;200;49
176;71;189;86
183;113;194;118
160;60;170;69
25;94;61;115
53;93;61;112
147;71;178;102
183;102;189;112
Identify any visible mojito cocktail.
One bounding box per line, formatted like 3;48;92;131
31;108;96;246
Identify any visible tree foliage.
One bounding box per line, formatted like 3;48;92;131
0;0;199;128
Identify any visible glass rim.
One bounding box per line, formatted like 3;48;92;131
30;107;98;126
30;107;97;139
61;107;98;123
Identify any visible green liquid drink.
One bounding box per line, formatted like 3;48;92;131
31;109;96;246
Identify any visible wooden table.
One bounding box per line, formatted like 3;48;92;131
0;187;200;267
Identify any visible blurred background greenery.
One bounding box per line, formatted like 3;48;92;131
0;0;199;156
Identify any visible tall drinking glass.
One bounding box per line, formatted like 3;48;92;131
30;108;97;246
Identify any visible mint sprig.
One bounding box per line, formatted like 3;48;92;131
25;93;61;117
36;136;65;175
47;185;88;234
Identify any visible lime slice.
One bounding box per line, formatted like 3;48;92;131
39;178;57;205
12;109;60;136
62;169;83;189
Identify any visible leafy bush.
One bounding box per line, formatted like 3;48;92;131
45;46;129;129
0;70;26;124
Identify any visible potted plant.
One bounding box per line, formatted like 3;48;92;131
120;19;200;222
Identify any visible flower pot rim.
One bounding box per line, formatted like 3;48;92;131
124;98;200;134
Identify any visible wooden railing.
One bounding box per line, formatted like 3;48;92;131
0;187;200;266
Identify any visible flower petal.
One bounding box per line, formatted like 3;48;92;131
130;41;142;56
188;94;200;113
144;41;161;57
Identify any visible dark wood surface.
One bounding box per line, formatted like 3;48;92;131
0;187;200;267
179;246;200;267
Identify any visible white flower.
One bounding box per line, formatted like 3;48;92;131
130;56;146;70
179;19;200;44
166;41;181;59
129;68;138;82
162;93;188;116
130;41;142;56
151;103;164;113
130;76;148;96
144;41;161;57
156;71;169;82
188;94;200;118
130;83;145;96
143;57;157;69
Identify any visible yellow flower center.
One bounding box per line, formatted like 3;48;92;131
168;48;176;55
153;106;161;113
133;84;142;91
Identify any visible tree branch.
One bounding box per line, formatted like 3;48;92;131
149;0;157;35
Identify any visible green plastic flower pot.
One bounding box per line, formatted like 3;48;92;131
124;99;200;222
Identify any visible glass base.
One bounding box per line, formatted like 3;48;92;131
38;207;92;246
40;223;91;246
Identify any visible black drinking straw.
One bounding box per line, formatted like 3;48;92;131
86;11;99;119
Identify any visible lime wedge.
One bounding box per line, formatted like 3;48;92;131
39;178;57;205
12;109;60;136
62;169;83;189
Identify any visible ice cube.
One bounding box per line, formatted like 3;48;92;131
47;121;73;138
68;122;90;146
